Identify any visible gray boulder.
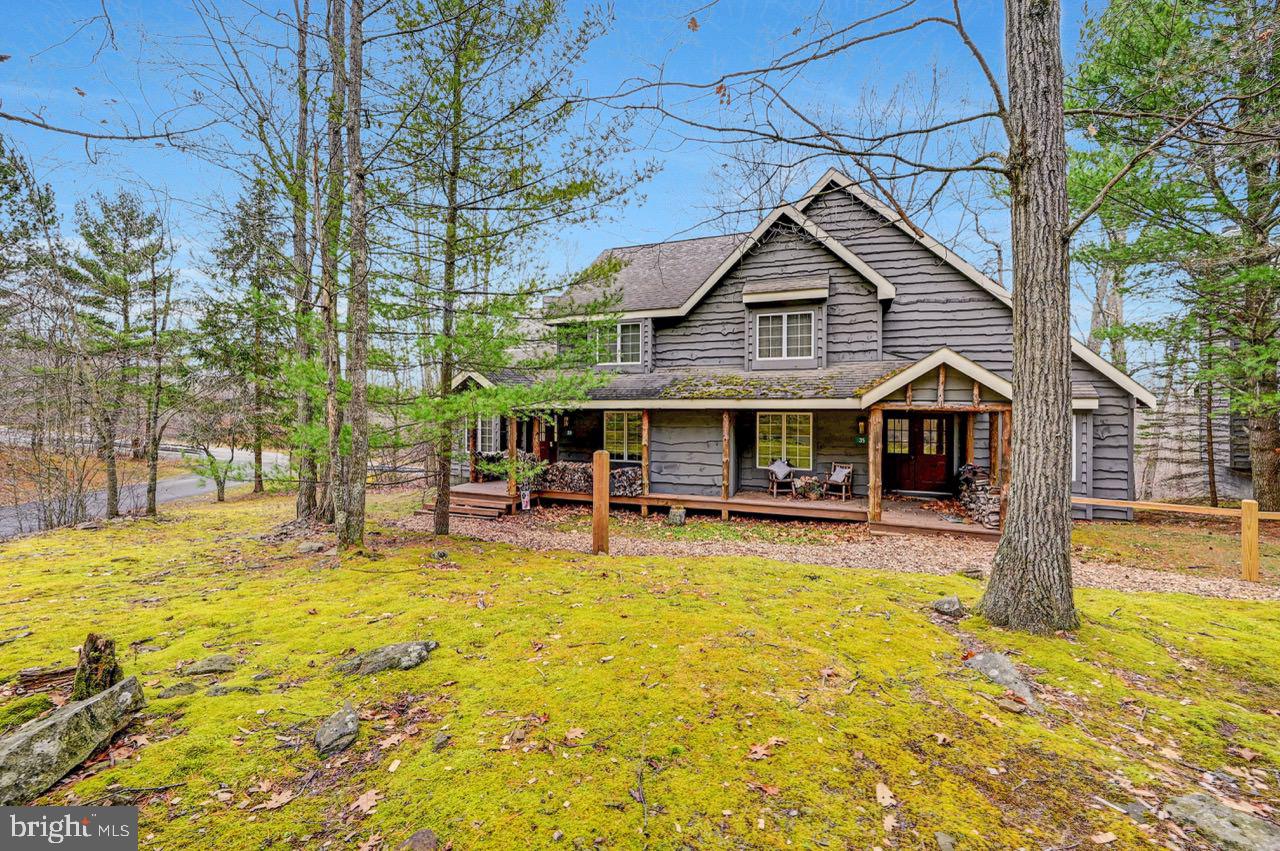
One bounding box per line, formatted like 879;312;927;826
963;651;1040;710
206;684;260;697
935;832;957;851
298;541;326;554
157;682;198;699
932;596;967;618
1165;793;1280;850
665;506;687;526
399;829;440;850
315;703;360;756
0;676;145;805
336;641;438;676
183;653;236;675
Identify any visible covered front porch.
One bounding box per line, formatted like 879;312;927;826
448;478;1000;538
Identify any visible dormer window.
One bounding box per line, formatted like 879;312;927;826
756;311;813;360
599;321;642;365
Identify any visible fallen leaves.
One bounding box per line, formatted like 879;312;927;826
250;789;296;811
564;727;586;743
746;737;786;761
350;788;382;815
745;780;780;797
875;782;897;807
1090;832;1117;845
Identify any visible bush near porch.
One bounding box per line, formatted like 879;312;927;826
0;492;1277;848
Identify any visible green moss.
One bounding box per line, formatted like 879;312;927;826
1074;516;1280;583
0;492;1276;848
0;693;53;735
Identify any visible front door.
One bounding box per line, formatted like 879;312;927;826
883;413;953;493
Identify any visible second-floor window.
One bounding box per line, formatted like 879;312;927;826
756;311;813;360
599;322;642;365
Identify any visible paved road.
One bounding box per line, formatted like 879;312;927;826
0;447;290;540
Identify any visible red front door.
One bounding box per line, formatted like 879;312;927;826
883;413;952;493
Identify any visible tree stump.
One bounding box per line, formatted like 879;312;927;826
70;633;122;701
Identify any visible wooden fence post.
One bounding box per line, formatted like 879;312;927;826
1241;498;1260;582
592;450;609;555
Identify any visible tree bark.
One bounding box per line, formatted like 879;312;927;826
980;0;1079;633
1248;374;1280;510
338;0;369;549
319;0;346;527
98;415;119;519
292;0;317;519
432;23;465;537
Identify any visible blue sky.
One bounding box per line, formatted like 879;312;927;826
2;1;1100;325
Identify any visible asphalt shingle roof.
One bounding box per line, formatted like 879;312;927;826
585;361;912;401
550;233;746;313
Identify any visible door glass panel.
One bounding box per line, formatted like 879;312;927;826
922;418;941;455
886;417;909;454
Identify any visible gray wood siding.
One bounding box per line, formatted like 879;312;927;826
652;222;880;368
649;410;724;496
804;190;1013;368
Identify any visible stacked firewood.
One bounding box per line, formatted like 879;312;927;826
958;464;1002;529
535;461;642;497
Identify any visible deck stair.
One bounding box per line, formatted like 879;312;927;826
417;485;515;520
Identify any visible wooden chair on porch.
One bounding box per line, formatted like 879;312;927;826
822;462;854;501
766;459;795;497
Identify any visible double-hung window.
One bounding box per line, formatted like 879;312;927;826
599;322;642;365
755;412;813;469
756;311;814;360
604;411;643;461
477;416;501;453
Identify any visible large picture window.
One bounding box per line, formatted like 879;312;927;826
756;412;813;469
604;411;643;461
599;322;642;365
756;311;814;360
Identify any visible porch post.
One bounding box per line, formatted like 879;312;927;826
721;409;732;520
867;406;883;522
965;413;976;465
468;425;478;483
989;412;1001;483
640;409;651;517
507;416;518;501
1000;408;1013;486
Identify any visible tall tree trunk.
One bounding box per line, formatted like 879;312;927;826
320;0;346;527
98;415;119;519
981;0;1079;633
433;30;465;537
292;0;317;518
1248;374;1280;510
339;0;369;549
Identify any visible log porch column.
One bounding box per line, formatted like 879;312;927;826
507;416;518;502
468;425;478;483
1000;408;1013;486
640;409;651;517
867;406;883;522
721;410;732;520
989;412;1001;483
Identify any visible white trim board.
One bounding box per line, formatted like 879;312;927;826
859;347;1012;406
795;168;1157;409
451;370;495;390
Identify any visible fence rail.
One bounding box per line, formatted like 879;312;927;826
1071;496;1265;582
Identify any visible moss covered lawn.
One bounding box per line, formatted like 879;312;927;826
2;492;1279;849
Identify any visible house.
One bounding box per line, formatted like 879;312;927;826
452;168;1156;528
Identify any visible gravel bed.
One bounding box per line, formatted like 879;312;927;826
399;508;1280;602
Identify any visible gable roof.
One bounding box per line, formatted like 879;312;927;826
548;204;895;322
797;168;1157;408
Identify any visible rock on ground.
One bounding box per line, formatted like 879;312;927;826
336;641;438;676
157;682;198;699
183;653;237;675
399;829;440;850
1165;793;1280;850
931;595;967;618
298;541;326;554
0;676;145;805
315;703;360;756
963;651;1040;710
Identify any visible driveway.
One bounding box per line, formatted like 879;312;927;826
0;447;290;540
